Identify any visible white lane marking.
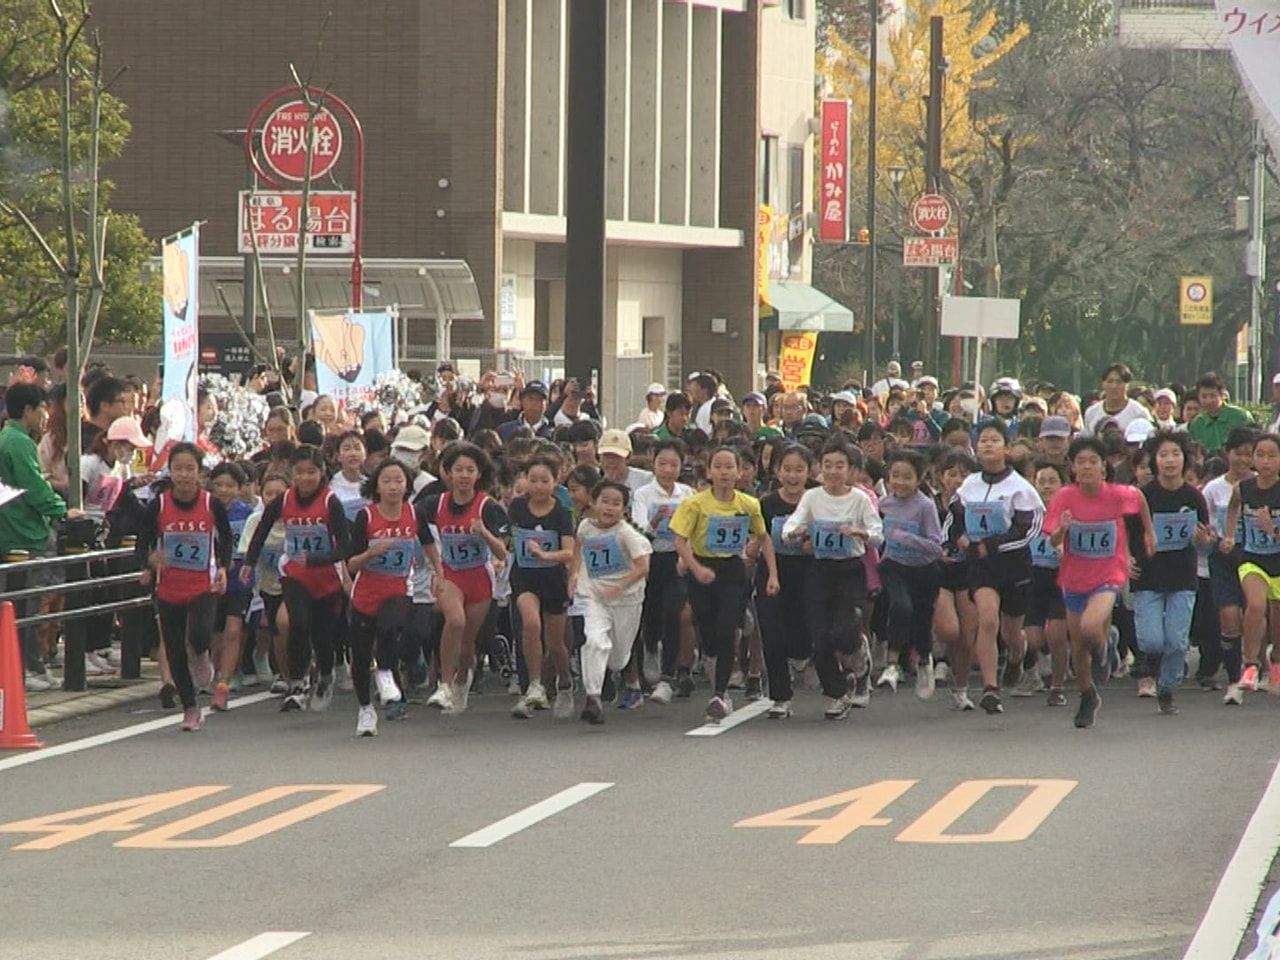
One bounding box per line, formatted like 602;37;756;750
450;782;614;848
0;692;276;774
1184;756;1280;958
685;698;772;737
204;931;310;960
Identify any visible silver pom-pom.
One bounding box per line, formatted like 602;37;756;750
199;373;271;460
354;370;423;428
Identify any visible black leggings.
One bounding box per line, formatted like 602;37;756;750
804;558;867;699
687;557;750;697
880;559;941;662
157;594;217;709
349;597;411;707
281;579;341;682
757;560;811;702
642;552;688;679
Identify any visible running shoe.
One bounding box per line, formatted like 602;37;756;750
385;699;408;721
469;669;484;697
191;650;215;692
253;651;273;683
581;695;604;725
409;652;429;689
335;662;354;693
450;670;474;713
744;676;763;701
375;669;401;706
554;684;575;720
507;676;522;696
1223;683;1244;706
767;699;793;719
706;694;732;721
179;707;204;732
426;685;453;711
239;668;259;689
1047;688;1067;707
1136;676;1157;698
643;647;662;685
979;688;1003;715
525;680;551;710
878;663;901;692
356;705;379;737
1011;670;1044;698
211;682;230;712
727;669;746;690
915;656;936;701
1157;690;1179;716
933;661;953;686
310;674;334;713
649;680;674;705
847;671;871;708
951;689;976;711
159;682;177;709
824;696;852;720
675;673;696;699
24;672;55;693
269;675;288;694
1074;688;1101;728
84;653;110;677
1240;664;1260;692
281;684;307;712
618;687;644;710
512;696;533;719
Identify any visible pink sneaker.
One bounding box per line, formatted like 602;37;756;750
179;707;204;732
191;651;215;692
210;683;230;712
1241;664;1260;692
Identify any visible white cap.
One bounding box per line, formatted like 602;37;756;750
645;382;667;396
1124;419;1155;444
1154;388;1178;404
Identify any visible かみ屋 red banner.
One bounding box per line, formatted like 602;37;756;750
819;101;849;243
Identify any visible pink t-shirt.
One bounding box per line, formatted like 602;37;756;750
1043;483;1143;594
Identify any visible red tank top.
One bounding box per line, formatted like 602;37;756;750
350;502;419;616
280;486;342;597
156;490;217;604
435;493;492;575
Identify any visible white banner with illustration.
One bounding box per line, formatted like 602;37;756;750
309;308;398;408
155;224;200;464
1216;1;1280;158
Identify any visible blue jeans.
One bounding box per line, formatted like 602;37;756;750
1132;590;1196;694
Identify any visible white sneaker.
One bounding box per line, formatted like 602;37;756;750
525;680;551;710
309;674;334;713
356;705;378;737
915;656;936;700
511;696;533;719
253;651;272;682
800;660;821;692
643;647;662;685
426;684;453;711
88;650;115;673
24;672;55;692
83;654;109;677
934;661;953;685
1224;683;1244;706
375;669;400;705
727;669;745;690
1136;676;1157;698
649;680;674;705
846;672;871;708
951;689;976;711
878;663;901;692
1011;670;1045;698
824;696;851;720
706;694;732;720
767;699;792;719
507;676;522;696
553;684;575;720
269;675;288;694
447;674;471;714
335;663;354;692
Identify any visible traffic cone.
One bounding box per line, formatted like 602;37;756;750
0;600;42;750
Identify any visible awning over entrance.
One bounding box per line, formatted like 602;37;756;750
762;281;854;333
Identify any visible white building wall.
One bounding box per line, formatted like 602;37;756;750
499;238;538;353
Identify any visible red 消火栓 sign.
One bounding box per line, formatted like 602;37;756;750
910;194;952;234
819;100;849;243
260;101;343;182
238;191;356;255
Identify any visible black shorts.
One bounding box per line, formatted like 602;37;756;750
967;553;1032;619
938;559;969;594
215;591;252;631
1024;566;1065;628
511;570;569;615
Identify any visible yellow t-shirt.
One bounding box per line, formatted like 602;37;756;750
669;489;766;558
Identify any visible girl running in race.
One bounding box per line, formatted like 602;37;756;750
937;449;980;710
781;440;880;720
573;480;652;724
631;438;694;705
417;442;510;713
345;458;440;737
508;454;576;720
243;445;349;713
209;462;254;711
758;444;814;719
954;421;1044;715
1221;432;1280;700
1044;436;1155;729
1131;431;1210;716
1203;427;1254;703
877;449;943;700
240;473;289;694
672;445;778;721
1025;460;1070;706
329;431;369;520
136;442;232;732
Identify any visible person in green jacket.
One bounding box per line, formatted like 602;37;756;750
0;383;70;689
1188;372;1254;455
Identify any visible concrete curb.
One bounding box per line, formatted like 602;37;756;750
27;681;162;728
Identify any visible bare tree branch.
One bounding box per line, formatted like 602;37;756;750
0;201;66;275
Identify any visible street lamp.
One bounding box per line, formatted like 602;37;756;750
887;162;907;361
888;162;907;190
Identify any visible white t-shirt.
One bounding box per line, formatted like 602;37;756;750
631;480;694;553
637;407;664;430
576;517;652;603
781;486;883;557
1082;398;1150;437
693;400;714;435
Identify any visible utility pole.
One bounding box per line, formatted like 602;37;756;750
922;15;944;378
864;0;879;379
1247;121;1268;402
564;0;607;409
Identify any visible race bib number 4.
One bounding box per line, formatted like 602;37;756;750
440;533;490;571
583;535;626;578
1153;512;1194;553
965;502;1009;540
1068;521;1116;560
705;514;750;555
1030;533;1060;569
514;528;558;569
164;531;209;572
286;524;331;561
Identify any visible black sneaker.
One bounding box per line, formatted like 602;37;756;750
1074;688;1101;728
580;695;604;725
744;676;763;701
675;673;695;699
1157;690;1179;715
1047;688;1066;707
281;684;307;712
159;682;177;710
979;688;1003;715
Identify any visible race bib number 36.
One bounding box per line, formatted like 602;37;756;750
1153;512;1194;553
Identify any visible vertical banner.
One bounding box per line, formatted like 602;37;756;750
779;331;818;391
1215;1;1280;158
819;100;850;243
757;205;774;304
309;309;397;407
1178;276;1213;326
159;225;200;444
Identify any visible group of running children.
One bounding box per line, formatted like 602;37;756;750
133;417;1280;736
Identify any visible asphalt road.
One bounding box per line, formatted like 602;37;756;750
2;675;1277;960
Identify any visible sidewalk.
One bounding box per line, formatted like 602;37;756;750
24;662;162;728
